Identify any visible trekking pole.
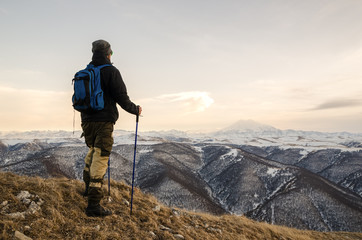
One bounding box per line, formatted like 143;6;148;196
130;113;139;215
107;158;111;199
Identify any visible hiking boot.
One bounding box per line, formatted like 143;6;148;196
86;186;110;217
86;204;112;217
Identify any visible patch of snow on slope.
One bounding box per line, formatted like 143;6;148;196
220;148;238;160
193;146;203;153
267;168;279;177
139;148;153;154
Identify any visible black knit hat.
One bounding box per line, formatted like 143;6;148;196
92;40;112;55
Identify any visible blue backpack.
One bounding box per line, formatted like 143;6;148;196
72;64;111;113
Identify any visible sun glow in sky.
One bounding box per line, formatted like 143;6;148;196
0;0;362;132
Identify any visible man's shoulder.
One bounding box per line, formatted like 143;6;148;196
103;64;119;73
90;61;117;71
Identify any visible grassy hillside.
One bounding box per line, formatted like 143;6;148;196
0;171;361;240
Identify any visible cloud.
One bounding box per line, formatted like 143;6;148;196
312;98;362;110
157;91;214;113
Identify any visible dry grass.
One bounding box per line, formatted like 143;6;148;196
0;171;361;240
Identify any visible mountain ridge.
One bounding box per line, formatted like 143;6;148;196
1;119;362;138
1;171;362;240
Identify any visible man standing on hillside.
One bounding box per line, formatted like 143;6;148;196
81;40;142;217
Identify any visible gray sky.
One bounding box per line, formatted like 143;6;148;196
1;0;362;132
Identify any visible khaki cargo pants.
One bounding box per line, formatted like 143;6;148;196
82;122;114;190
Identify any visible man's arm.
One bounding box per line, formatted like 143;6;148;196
109;68;140;115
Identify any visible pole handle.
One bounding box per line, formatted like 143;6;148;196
136;106;140;122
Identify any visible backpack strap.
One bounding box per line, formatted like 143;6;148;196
86;64;112;70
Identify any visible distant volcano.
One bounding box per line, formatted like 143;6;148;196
220;119;279;132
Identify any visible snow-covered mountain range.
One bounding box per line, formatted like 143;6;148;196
1;120;361;149
0;120;361;232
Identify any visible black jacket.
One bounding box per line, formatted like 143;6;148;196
81;52;139;123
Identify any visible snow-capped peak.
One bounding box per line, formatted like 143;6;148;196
221;119;278;133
